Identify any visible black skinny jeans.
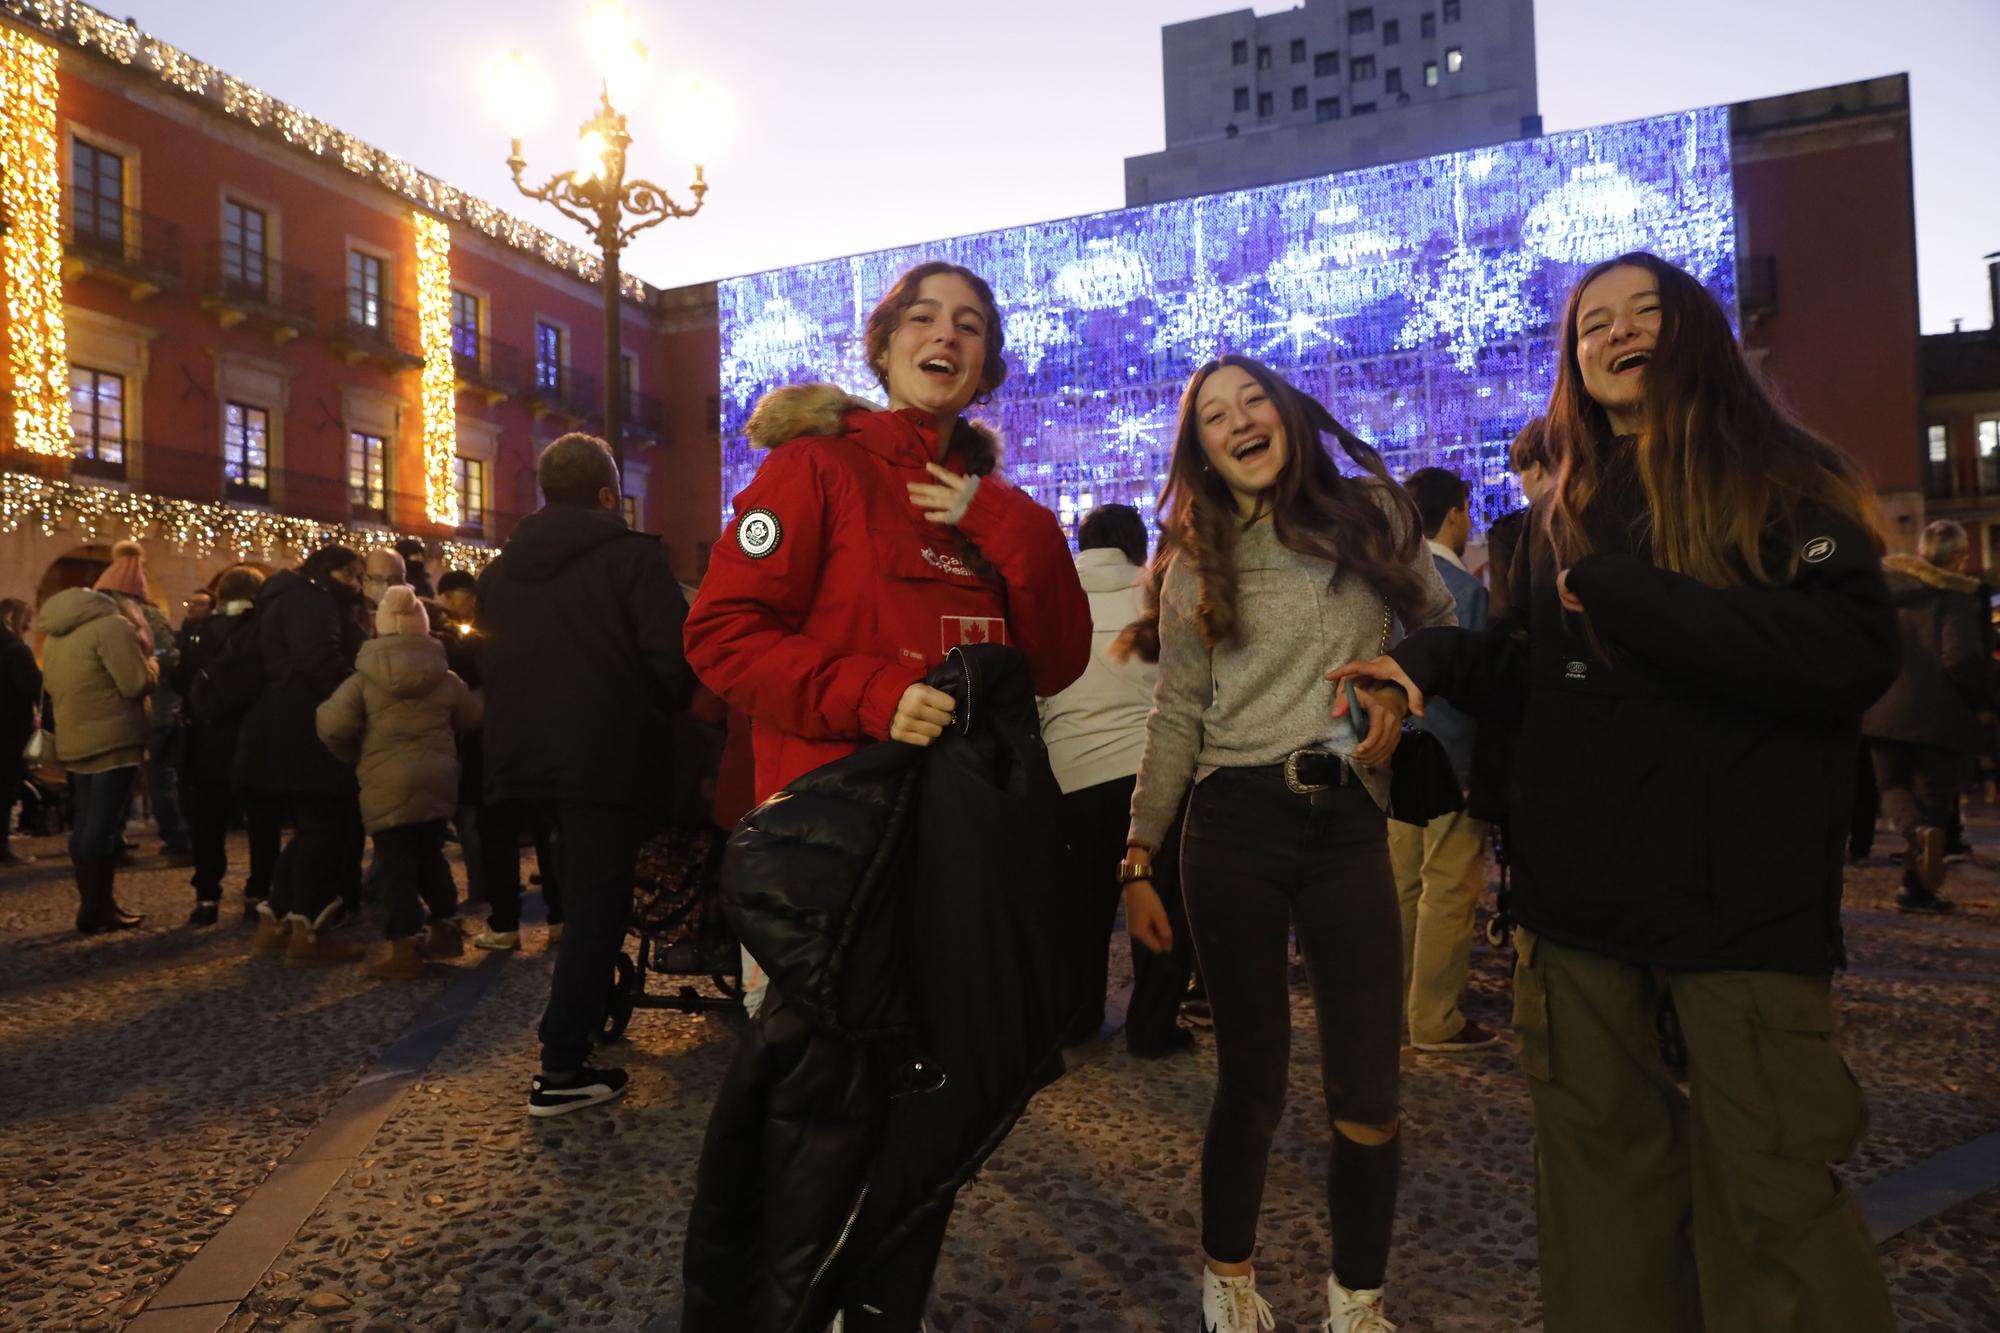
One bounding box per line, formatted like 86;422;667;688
183;782;282;902
1182;766;1402;1283
373;820;456;940
537;802;644;1074
479;799;564;932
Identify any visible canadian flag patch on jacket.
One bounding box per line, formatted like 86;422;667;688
940;616;1008;653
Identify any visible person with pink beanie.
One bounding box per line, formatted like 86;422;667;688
316;585;482;978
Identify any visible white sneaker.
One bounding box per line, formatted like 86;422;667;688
1324;1277;1396;1333
1203;1266;1276;1332
472;929;520;951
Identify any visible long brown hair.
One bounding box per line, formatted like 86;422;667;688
1158;355;1426;647
1546;252;1881;586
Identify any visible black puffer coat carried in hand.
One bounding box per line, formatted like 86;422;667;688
680;644;1092;1333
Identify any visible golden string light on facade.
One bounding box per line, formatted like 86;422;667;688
413;212;460;526
0;27;69;456
0;469;497;572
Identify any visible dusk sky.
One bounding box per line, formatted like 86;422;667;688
134;0;1998;332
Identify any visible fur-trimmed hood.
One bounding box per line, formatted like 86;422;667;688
746;383;1001;476
1882;551;1983;595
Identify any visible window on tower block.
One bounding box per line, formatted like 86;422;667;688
68;365;126;478
1231;39;1247;65
455;456;488;532
1925;424;1952;497
1385;67;1403;94
1314;50;1339;77
1351;54;1376;82
223;401;270;501
1422;12;1437;38
1425;61;1440;87
1233;87;1250;112
1352;101;1377;115
535;321;564;394
1349;8;1373;36
1257;91;1273;118
70;140;124;254
1289;38;1306;63
1444;0;1461;20
1256;45;1271;69
451;290;481;362
1291;86;1308;111
348;251;385;330
348;430;387;518
1315;96;1341;122
1447;46;1464;73
222;199;267;299
1383;19;1400;44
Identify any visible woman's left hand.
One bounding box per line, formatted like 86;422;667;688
907;463;970;526
1346;682;1409;768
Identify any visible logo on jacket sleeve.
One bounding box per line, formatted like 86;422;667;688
736;509;782;559
1801;536;1837;564
1565;660;1589;680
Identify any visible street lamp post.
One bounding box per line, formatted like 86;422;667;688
490;5;708;472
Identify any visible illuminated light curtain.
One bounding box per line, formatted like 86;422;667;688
412;212;459;525
0;29;69;457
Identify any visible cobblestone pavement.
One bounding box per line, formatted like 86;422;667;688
0;814;1995;1332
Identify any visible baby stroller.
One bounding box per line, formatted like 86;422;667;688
600;822;743;1039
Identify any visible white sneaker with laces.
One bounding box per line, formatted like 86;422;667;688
1202;1267;1276;1332
1323;1277;1396;1333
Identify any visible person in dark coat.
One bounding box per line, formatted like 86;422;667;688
174;564;278;924
1331;253;1899;1333
0;597;42;865
238;546;369;965
1861;519;1991;912
478;433;695;1114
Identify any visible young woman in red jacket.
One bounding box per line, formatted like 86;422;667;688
685;261;1090;801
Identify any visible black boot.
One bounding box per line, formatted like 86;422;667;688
76;855;143;933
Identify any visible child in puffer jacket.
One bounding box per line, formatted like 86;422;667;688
317;585;483;978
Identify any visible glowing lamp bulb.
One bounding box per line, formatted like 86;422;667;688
485;50;548;139
660;75;732;168
573;129;610;183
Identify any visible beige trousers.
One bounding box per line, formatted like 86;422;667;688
1389;807;1491;1044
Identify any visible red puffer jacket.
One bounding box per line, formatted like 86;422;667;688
685;385;1091;801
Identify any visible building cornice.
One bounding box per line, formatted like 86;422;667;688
1;0;661;309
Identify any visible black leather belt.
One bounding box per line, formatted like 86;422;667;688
1283;748;1356;793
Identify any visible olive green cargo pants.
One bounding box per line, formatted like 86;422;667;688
1512;928;1894;1333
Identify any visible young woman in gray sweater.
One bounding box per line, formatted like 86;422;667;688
1119;355;1455;1333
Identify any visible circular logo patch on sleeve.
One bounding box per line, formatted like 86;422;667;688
736;508;782;559
1801;536;1837;564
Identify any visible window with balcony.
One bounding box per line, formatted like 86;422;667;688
1257;91;1274;118
1351;54;1376;82
1292;86;1308;111
1446;46;1464;73
1231;39;1247;65
1383;19;1400;45
1425;61;1440;87
1422;12;1437;38
348;251;385;330
1980;418;2000;495
1289;38;1306;63
68;365;125;477
1315;96;1341;122
1444;0;1461;20
1349;8;1374;36
535;320;564;393
222;199;267;297
1927;423;1952;497
1385;67;1403;94
348;430;387;517
1314;50;1338;76
223;401;270;501
455;455;488;532
70;140;124;252
451;289;481;360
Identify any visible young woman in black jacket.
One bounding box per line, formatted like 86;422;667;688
1331;252;1898;1333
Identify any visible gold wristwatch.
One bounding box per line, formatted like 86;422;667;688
1117;851;1154;885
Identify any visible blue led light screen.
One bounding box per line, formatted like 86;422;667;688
718;106;1735;536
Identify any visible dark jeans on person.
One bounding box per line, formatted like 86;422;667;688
1182;765;1402;1288
374;820;454;940
184;780;281;902
1128;799;1194;1053
270;795;365;927
69;766;138;860
144;733;190;850
456;802;485;902
1056;775;1134;1039
480;799;563;932
1;755;23;855
1869;741;1961;845
537;802;644;1074
1849;743;1879;859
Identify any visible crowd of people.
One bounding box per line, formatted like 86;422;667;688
2;247;1985;1333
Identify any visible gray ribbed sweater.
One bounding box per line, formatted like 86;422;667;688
1127;510;1457;847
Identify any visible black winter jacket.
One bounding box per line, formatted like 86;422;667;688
1393;440;1898;974
232;571;365;799
477;505;694;815
0;625;40;751
681;645;1091;1333
173;611;255;788
1861;553;1990;752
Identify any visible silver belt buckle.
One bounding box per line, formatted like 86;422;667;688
1283;749;1330;795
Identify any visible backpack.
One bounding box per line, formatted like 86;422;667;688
187;610;265;728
